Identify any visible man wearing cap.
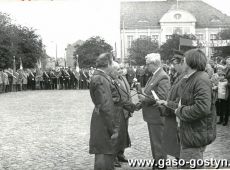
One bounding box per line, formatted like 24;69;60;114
157;50;185;160
138;53;170;168
89;52;117;170
0;68;3;93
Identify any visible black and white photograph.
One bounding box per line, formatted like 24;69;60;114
1;0;230;169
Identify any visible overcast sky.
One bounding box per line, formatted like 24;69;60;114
0;0;229;58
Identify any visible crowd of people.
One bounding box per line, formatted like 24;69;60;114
1;50;230;169
0;67;96;93
89;50;230;170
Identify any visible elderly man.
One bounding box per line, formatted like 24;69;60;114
138;53;170;169
89;52;117;170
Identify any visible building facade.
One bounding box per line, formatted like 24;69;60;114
65;40;84;68
120;0;230;61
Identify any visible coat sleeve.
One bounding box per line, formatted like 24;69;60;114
142;76;170;106
157;77;171;100
175;77;212;122
92;77;115;136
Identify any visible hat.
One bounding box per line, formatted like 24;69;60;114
145;53;161;64
171;50;184;61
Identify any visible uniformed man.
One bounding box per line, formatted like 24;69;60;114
22;69;28;91
3;69;9;92
0;68;3;93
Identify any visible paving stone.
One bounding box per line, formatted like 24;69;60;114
0;90;230;170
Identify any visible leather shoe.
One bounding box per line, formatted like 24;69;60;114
217;121;223;124
223;122;228;126
117;155;128;163
114;158;122;167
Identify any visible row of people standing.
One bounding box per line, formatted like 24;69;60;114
0;67;93;93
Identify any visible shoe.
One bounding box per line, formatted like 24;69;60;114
217;121;223;124
223;122;228;126
117;155;128;163
114;158;122;167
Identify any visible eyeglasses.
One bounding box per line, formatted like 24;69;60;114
172;61;179;66
146;63;154;66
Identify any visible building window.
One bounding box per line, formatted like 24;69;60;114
140;35;147;39
196;34;204;40
184;27;190;34
173;27;182;35
166;35;172;40
210;34;217;40
151;35;159;42
127;35;133;48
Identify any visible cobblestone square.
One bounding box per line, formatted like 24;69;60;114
0;90;230;170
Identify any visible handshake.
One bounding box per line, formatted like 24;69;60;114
123;101;142;113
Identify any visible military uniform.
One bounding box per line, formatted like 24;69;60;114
0;70;3;93
3;71;9;92
22;70;28;91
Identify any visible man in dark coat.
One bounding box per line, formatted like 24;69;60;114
89;53;117;170
116;65;133;162
126;67;135;88
138;53;170;168
108;62;136;167
157;50;185;159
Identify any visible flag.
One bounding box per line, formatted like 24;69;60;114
20;57;23;70
64;58;66;68
75;54;79;72
76;65;79;72
39;59;42;69
36;59;42;69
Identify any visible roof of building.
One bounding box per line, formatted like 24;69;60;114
120;0;230;29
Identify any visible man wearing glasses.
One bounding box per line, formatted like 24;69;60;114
157;50;185;160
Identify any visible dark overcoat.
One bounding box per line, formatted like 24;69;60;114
116;76;132;150
89;70;116;154
142;68;170;125
161;73;185;158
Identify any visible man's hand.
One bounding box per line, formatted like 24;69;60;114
111;132;118;140
138;94;145;103
135;102;142;111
